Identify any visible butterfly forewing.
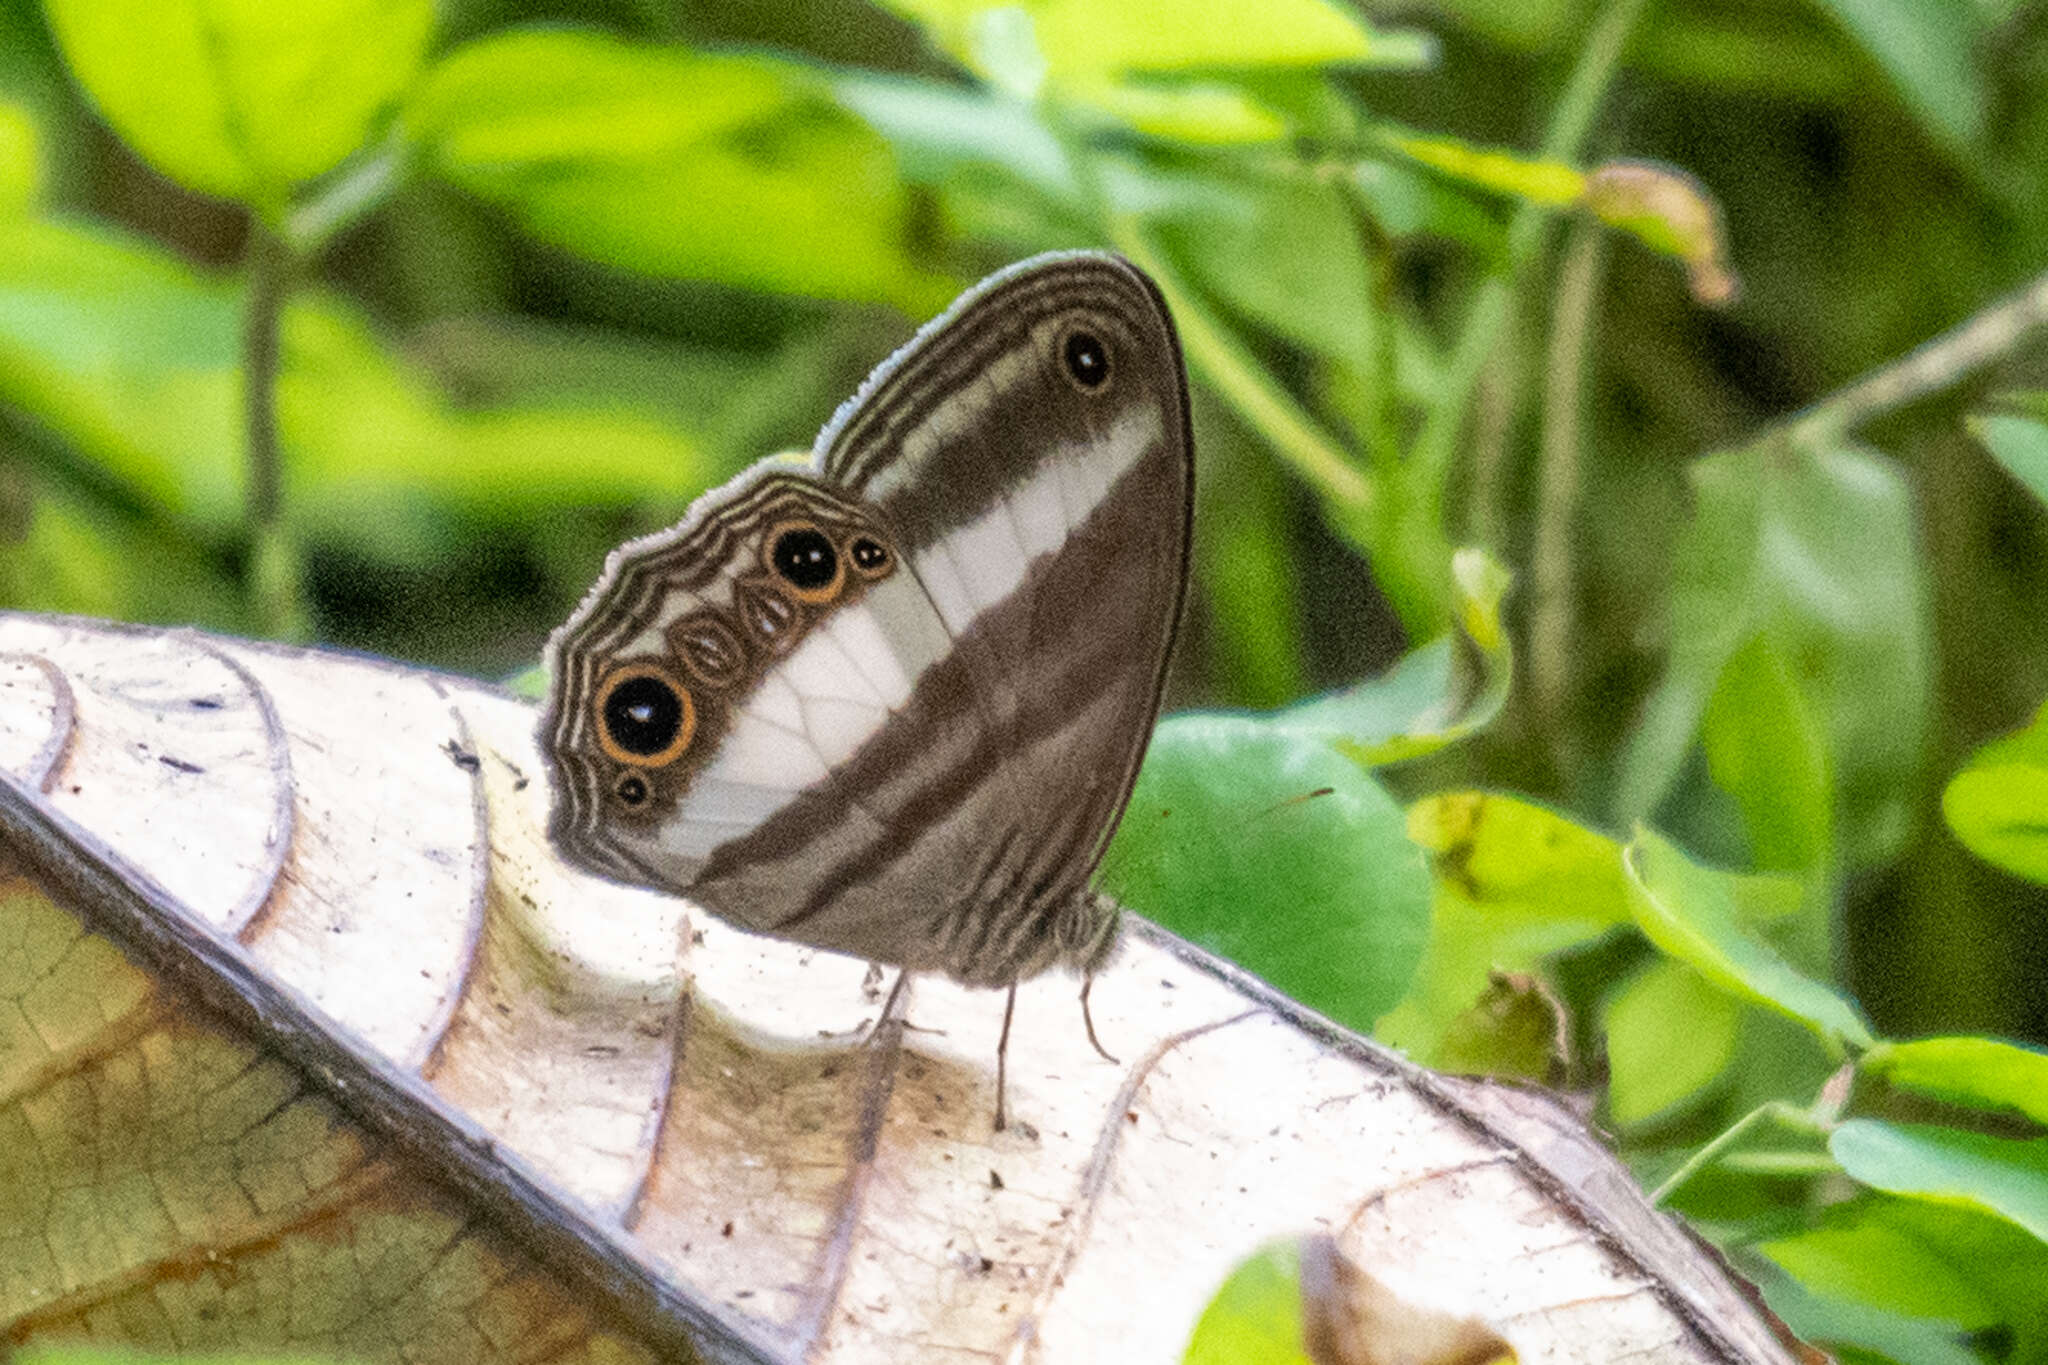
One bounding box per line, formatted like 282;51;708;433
542;252;1192;987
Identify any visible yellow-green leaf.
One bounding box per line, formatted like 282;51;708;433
0;102;39;215
1865;1036;2048;1127
409;28;935;306
1701;633;1833;874
1831;1120;2048;1241
880;0;1432;80
44;0;434;210
1603;958;1741;1125
1942;697;2048;884
1385;132;1585;207
1622;828;1871;1051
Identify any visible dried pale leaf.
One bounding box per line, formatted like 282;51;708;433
0;613;1806;1364
1582;160;1740;305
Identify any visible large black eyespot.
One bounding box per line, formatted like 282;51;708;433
773;526;837;589
1063;330;1110;389
764;521;845;603
595;666;694;766
849;535;891;577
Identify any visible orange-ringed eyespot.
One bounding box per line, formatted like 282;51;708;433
765;521;844;602
849;535;891;576
594;664;694;766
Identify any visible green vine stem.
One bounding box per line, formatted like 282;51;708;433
1410;0;1654;503
243;222;309;641
1104;222;1375;526
1774;264;2048;450
1649;1099;1831;1206
1529;216;1607;777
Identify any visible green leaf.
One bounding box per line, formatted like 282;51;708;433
1621;828;1871;1050
277;303;724;564
1376;794;1631;1060
831;73;1081;208
1603;958;1742;1125
1099;713;1432;1033
0;215;241;524
1759;1270;1990;1365
1382;131;1585;207
1809;0;1986;156
408;28;936;307
1969;412;2048;509
1617;440;1931;871
1107;152;1372;366
1181;1240;1313;1365
0;474;244;630
1831;1119;2048;1241
1941;698;2048;883
1279;549;1514;765
1701;633;1833;874
1865;1035;2048;1127
1066;78;1288;144
0;101;39;214
1405;794;1633;928
1195;437;1306;708
1761;1194;2048;1352
43;0;434;210
879;0;1431;81
0;216;718;561
1348;159;1506;255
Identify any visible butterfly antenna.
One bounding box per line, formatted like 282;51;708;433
994;981;1018;1132
1079;975;1120;1065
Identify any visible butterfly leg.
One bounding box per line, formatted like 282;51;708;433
993;981;1018;1132
861;966;910;1044
1079;975;1120;1065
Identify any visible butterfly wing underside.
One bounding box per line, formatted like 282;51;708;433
543;252;1192;985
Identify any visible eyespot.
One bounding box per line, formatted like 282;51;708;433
1062;329;1110;390
764;521;844;602
594;664;694;767
615;773;649;807
848;534;892;578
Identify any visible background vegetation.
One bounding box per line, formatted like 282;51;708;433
4;0;2048;1360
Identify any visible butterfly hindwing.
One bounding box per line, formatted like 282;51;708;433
542;252;1193;985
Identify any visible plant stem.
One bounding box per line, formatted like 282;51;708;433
1530;217;1606;775
1410;0;1653;497
1105;221;1376;528
284;143;403;253
1773;264;2048;450
1649;1099;1830;1205
243;222;308;640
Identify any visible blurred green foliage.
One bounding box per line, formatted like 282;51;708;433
7;0;2048;1360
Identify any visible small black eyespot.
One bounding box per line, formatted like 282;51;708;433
602;674;685;757
616;774;649;806
1063;330;1109;388
850;536;890;574
772;526;839;591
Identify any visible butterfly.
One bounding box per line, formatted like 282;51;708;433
539;251;1193;1127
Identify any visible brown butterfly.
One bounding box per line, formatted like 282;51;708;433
540;252;1193;1126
